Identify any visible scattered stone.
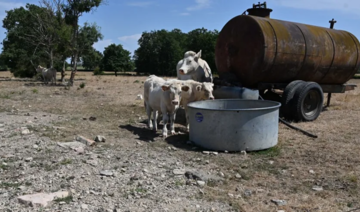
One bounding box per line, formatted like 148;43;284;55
100;170;113;177
197;181;205;187
57;141;86;150
240;150;247;155
228;193;234;198
244;189;252;197
0;128;4;133
17;186;26;191
59;201;65;205
76;136;95;146
94;135;106;143
74;147;85;154
271;199;287;206
235;174;242;179
136;94;143;100
81;204;88;209
107;191;114;197
0;124;4;127
269;160;274;165
25;157;33;162
185;170;223;182
21;128;30;135
168;146;177;151
277;210;285;212
17;191;70;207
172;169;186;175
87;160;98;167
202;151;218;155
33;144;39;149
309;170;315;174
312;186;323;191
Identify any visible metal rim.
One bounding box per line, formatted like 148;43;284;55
187;99;281;111
302;90;322;118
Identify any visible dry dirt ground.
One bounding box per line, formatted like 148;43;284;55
0;71;359;212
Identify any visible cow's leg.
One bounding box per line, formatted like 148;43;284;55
184;105;190;131
162;113;169;138
169;111;177;135
153;110;158;132
146;103;153;129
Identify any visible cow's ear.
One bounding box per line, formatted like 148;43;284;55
161;85;170;91
181;85;189;92
197;50;202;58
196;85;202;91
194;50;202;62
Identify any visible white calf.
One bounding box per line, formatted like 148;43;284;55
144;75;186;138
179;80;215;130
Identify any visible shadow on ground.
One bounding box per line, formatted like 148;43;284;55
119;122;199;152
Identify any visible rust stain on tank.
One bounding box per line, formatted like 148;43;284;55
215;15;360;88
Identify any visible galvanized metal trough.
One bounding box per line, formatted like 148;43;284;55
187;99;281;152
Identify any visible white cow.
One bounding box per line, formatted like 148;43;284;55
36;65;57;85
144;75;187;138
176;50;213;83
178;80;215;130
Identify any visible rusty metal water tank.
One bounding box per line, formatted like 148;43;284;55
215;6;360;88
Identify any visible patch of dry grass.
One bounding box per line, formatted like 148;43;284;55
1;71;360;211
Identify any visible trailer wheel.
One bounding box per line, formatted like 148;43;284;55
291;82;324;122
281;80;306;119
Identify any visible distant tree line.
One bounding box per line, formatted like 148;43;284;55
133;28;219;76
0;1;219;78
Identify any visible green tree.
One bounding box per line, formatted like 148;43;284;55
134;29;183;76
62;0;103;85
1;2;72;78
82;47;103;70
0;53;7;71
77;22;103;61
185;28;219;74
1;4;48;77
100;44;134;76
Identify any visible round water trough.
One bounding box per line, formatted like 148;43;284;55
187;99;281;152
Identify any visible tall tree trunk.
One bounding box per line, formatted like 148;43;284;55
69;53;78;85
69;18;79;86
61;58;66;82
50;49;54;68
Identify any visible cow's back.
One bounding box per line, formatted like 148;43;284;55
144;75;166;107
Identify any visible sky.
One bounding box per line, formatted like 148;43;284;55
1;0;360;57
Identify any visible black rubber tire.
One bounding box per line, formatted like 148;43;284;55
281;80;306;120
290;82;324;122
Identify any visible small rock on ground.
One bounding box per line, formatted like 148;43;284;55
100;170;114;176
94;135;106;142
271;199;287;206
173;169;186;175
17;191;70;207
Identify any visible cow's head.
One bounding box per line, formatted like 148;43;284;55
161;82;183;106
36;65;44;73
183;50;196;58
195;82;215;100
178;50;202;75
